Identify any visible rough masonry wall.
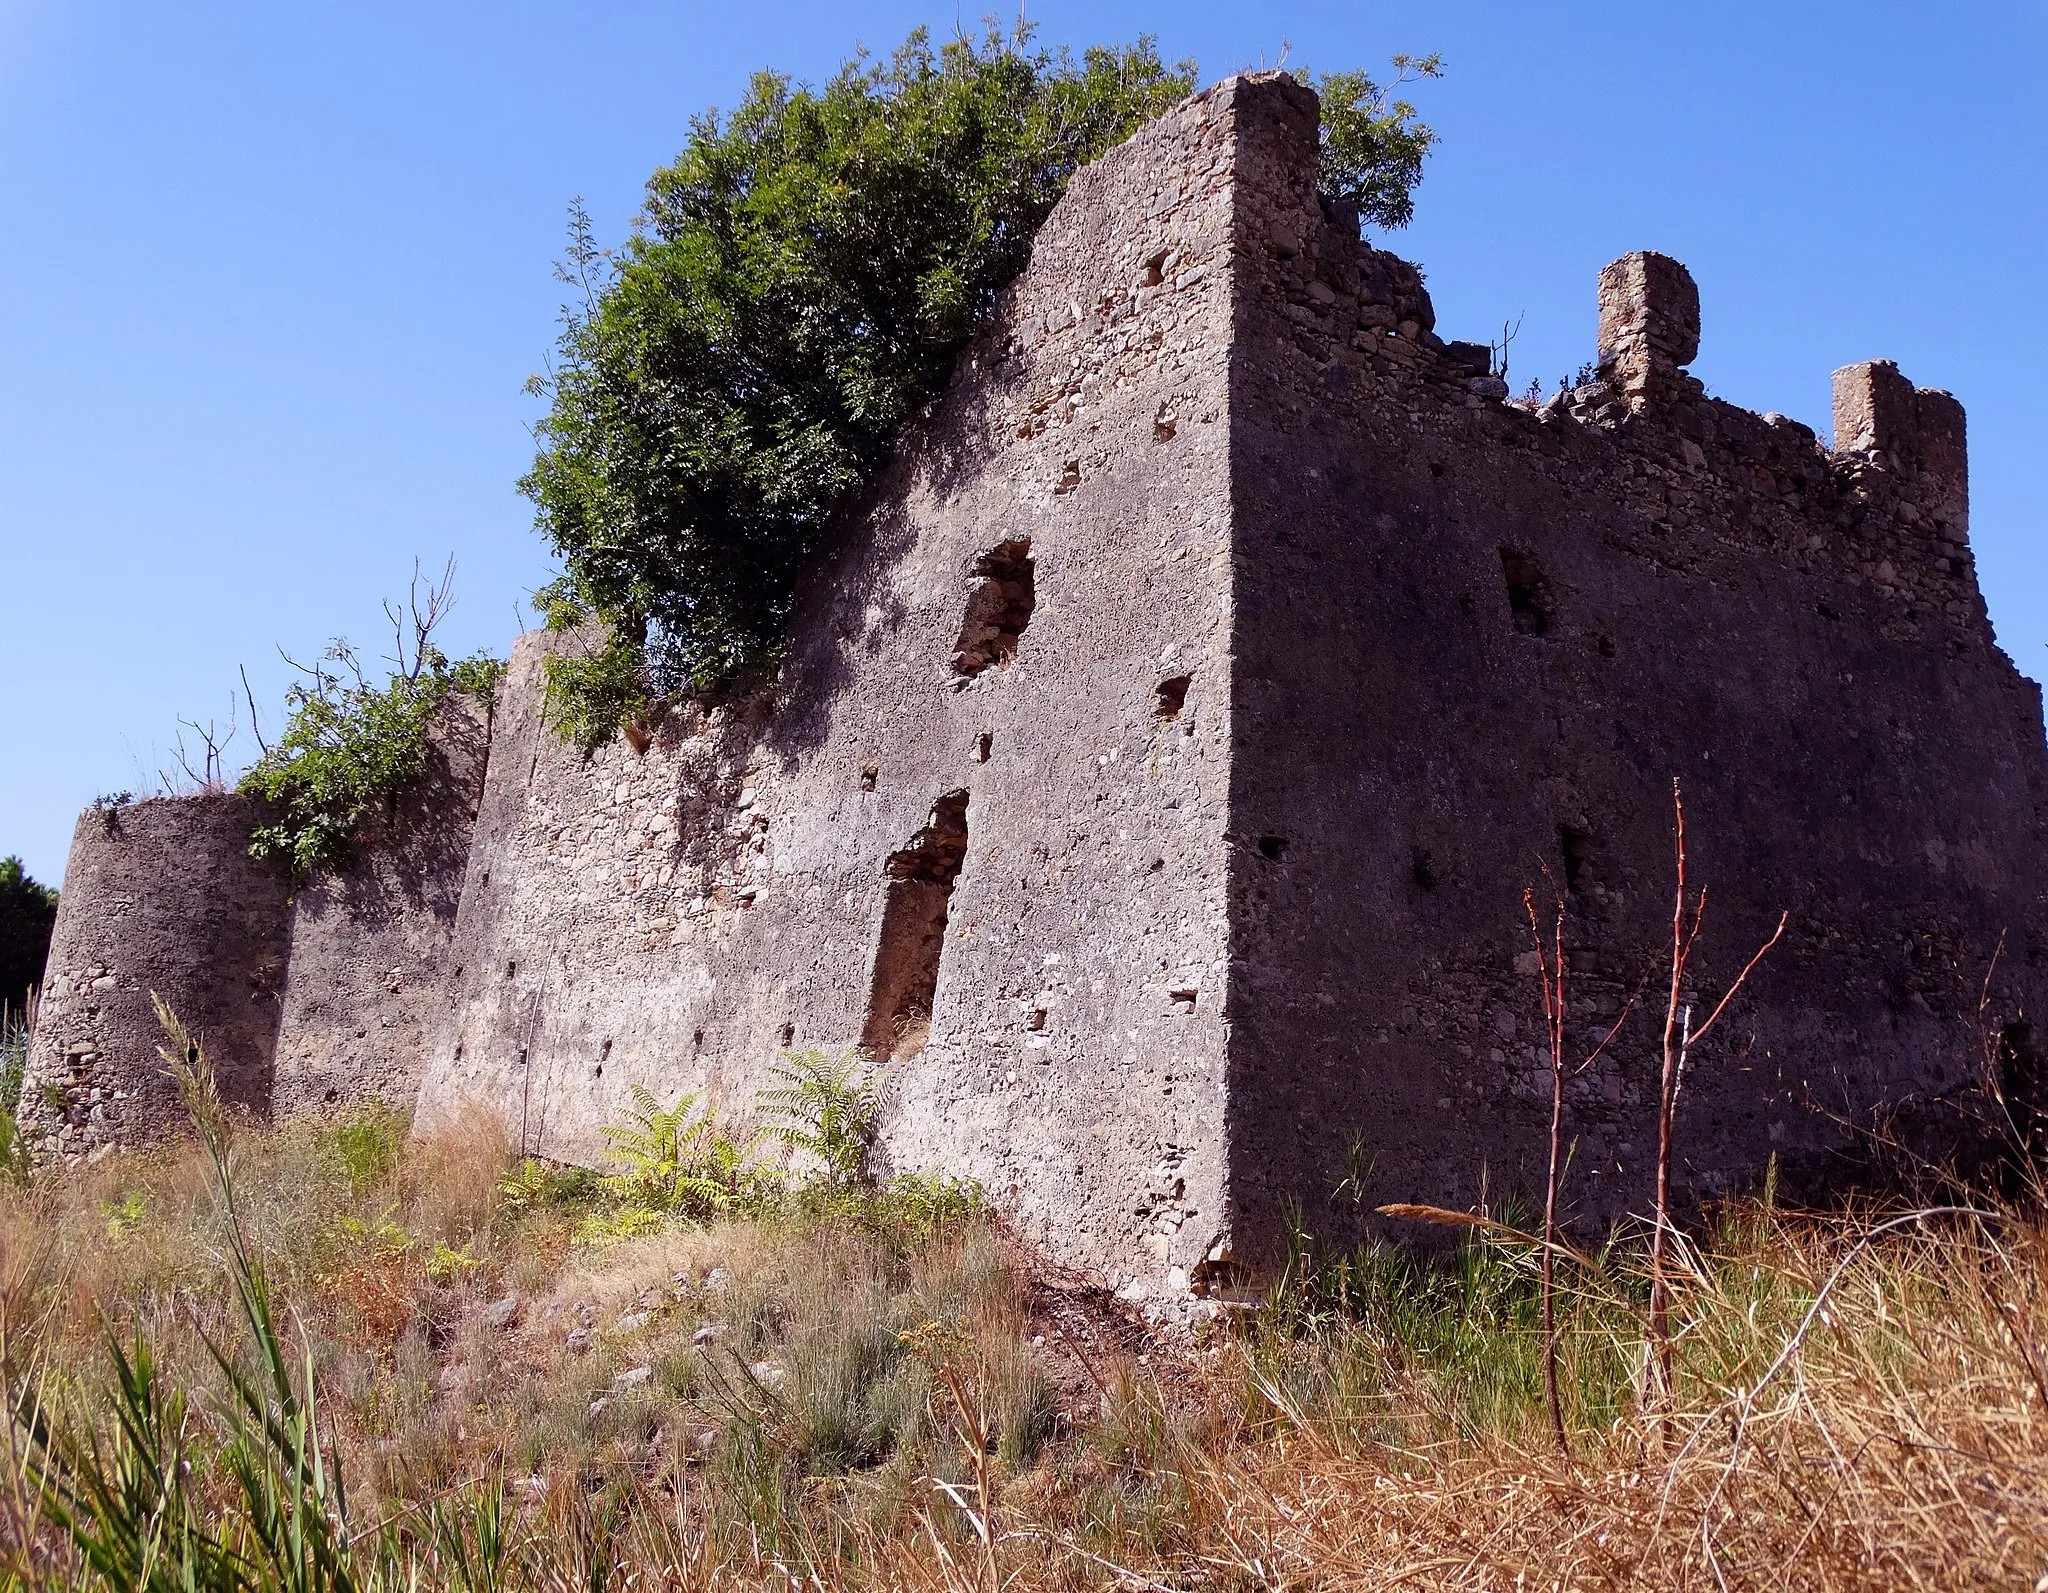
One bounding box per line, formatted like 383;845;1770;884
270;699;493;1116
24;699;495;1153
24;795;293;1152
1217;76;2048;1263
415;79;1265;1290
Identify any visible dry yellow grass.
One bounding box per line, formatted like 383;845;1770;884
1;1102;2043;1591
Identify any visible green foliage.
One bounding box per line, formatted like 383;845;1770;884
527;28;1442;746
19;1005;364;1592
99;1191;149;1240
322;1108;405;1198
240;640;502;878
538;623;655;756
599;1083;768;1218
521;25;1208;744
1261;1203;1642;1447
0;999;31;1185
780;1167;986;1248
1309;54;1444;229
558;1058;976;1250
0;854;58;1009
759;1049;883;1186
496;1155;603;1215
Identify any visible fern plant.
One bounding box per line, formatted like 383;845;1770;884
758;1051;883;1188
600;1084;762;1218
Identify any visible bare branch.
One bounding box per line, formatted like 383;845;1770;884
1690;910;1790;1046
240;665;270;758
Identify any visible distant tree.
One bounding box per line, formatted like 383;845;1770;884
0;855;58;1007
525;25;1441;747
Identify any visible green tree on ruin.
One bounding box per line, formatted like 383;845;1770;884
524;24;1440;748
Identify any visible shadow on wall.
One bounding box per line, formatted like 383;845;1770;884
309;704;491;929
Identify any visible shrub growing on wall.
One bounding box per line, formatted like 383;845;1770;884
524;24;1439;747
239;644;502;878
238;569;504;877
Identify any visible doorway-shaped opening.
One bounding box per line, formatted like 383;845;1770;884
1499;547;1554;636
860;791;970;1060
951;539;1036;677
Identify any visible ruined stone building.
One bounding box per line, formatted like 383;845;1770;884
25;73;2048;1296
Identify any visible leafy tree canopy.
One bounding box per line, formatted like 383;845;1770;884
525;25;1440;747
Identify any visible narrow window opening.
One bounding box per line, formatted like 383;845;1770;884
952;539;1036;677
860;761;878;791
1154;674;1192;721
1258;834;1287;862
1140;249;1168;287
1559;824;1595;895
505;960;517;979
1411;846;1438;892
973;732;992;763
861;791;971;1061
780;1022;796;1048
1499;547;1554;636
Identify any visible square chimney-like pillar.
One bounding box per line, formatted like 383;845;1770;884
1597;251;1700;406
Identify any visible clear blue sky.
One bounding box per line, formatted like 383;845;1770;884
4;2;2043;885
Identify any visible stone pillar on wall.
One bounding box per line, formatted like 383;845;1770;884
1833;359;1970;544
1596;251;1701;407
22;795;291;1156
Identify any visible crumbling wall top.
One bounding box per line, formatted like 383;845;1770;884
1831;360;1969;541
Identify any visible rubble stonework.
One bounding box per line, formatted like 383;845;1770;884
27;794;292;1151
23;74;2048;1291
269;697;492;1117
20;705;490;1154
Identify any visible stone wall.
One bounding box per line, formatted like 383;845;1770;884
1217;76;2047;1266
270;698;493;1116
414;78;1256;1289
29;73;2048;1296
25;794;292;1152
24;699;494;1152
415;75;2048;1291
